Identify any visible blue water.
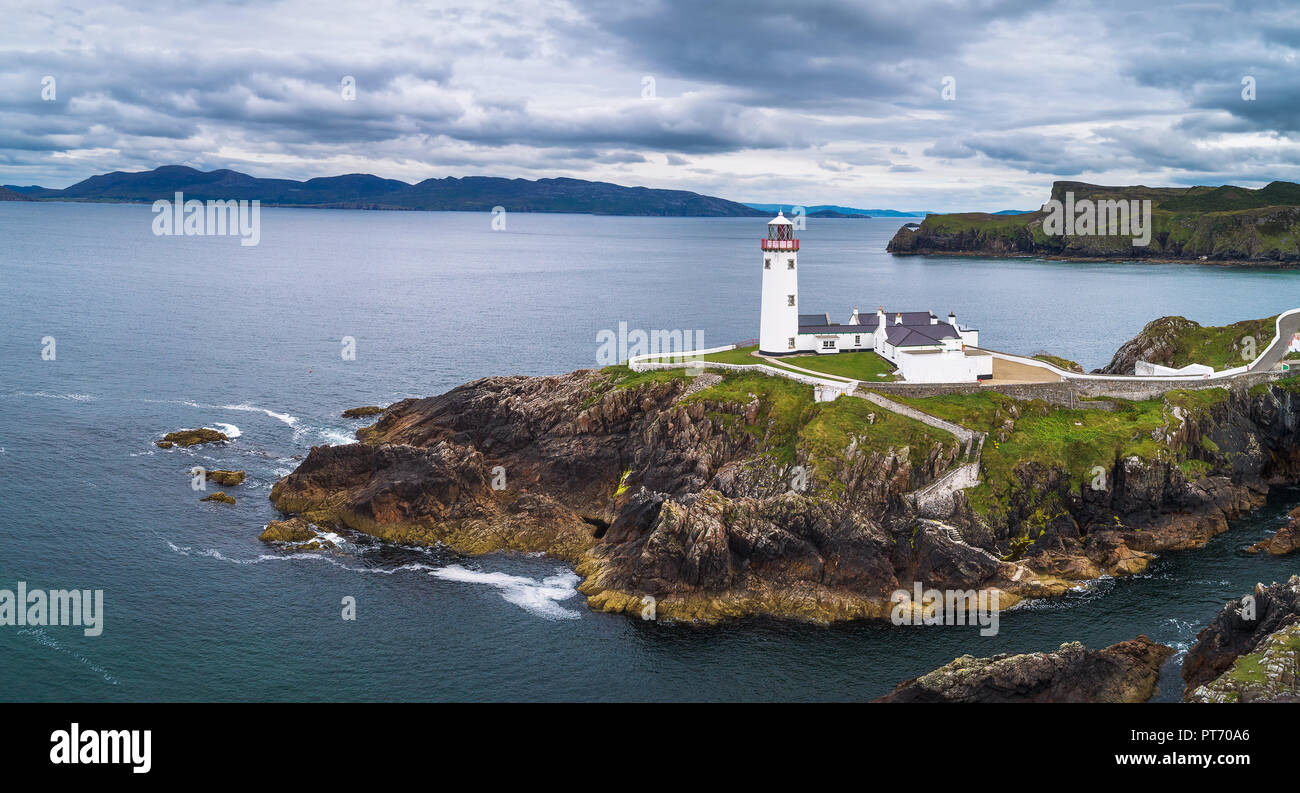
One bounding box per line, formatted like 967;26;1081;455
1;201;1297;701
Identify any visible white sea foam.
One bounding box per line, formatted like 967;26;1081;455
3;391;95;402
317;428;355;445
19;628;118;685
217;403;299;430
208;422;242;438
430;565;582;620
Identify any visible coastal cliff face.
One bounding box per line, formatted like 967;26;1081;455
875;636;1174;703
1183;576;1300;703
268;352;1300;624
270;367;1053;622
952;380;1300;587
886;181;1300;264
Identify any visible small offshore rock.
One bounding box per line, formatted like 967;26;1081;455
204;469;246;487
259;517;337;550
342;406;385;418
200;491;236;505
157;428;229;448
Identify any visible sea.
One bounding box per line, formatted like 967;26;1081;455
2;201;1298;701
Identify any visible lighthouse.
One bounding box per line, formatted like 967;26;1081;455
759;210;799;355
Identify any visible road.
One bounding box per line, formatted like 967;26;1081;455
1253;312;1300;371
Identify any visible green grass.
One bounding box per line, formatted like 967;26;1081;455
910;181;1300;261
799;396;956;494
637;343;887;383
1251;373;1300;395
895;391;1178;516
681;372;815;465
1164;387;1230;411
1166;315;1277;370
780;350;898;381
675;371;958;481
697;344;763;365
590;365;692;402
1032;354;1082;372
1156;181;1300;212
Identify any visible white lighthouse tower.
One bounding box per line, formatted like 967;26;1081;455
759;210;799;355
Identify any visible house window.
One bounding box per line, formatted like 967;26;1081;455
787;337;795;350
787;259;795;269
821;340;835;350
787;294;796;306
854;335;861;346
764;258;771;269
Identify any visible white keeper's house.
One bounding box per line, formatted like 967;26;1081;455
758;210;993;383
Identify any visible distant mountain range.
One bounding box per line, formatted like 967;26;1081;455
2;164;1039;217
4;165;767;217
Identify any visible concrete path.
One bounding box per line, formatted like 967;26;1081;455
1255;311;1300;371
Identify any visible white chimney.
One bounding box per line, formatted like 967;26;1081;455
849;306;860;325
894;313;902;325
948;311;958;329
877;306;886;331
930;312;938;325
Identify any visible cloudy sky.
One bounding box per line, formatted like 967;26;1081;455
3;0;1299;210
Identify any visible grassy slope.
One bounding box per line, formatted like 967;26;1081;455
598;367;956;488
1167;315;1278;370
895;387;1231;517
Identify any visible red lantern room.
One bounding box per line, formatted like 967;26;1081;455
761;210;798;251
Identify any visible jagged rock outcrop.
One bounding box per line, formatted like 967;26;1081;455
875;636;1175;702
1096;316;1199;374
1184;576;1300;702
1247;505;1300;555
270;369;1051;622
200;491;235;504
259;517;339;551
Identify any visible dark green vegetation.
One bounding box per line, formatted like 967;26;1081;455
1159;315;1278;370
895;387;1232;518
888;180;1300;263
1032;353;1083;372
1099;314;1279;374
7;165;766;217
598;367;955;484
640;344;896;381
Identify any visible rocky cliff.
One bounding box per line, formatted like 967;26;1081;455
875;636;1174;703
959;380;1300;584
887;181;1300;265
1183;576;1300;702
1096;314;1277;374
269;367;1062;622
268;348;1300;623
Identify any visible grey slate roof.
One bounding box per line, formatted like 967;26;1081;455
884;323;960;347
